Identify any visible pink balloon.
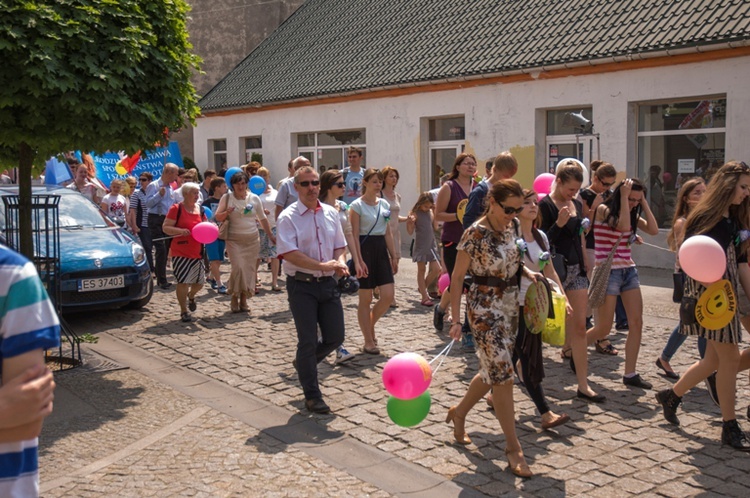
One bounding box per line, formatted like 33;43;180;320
679;235;726;283
533;173;556;195
438;273;450;294
191;222;219;244
382;353;432;400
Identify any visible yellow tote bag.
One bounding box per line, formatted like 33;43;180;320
541;292;566;346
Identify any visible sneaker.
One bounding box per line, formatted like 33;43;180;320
433;305;445;331
705;372;720;407
335;346;355;365
623;374;652;389
218;285;227;295
208;278;217;290
461;333;476;353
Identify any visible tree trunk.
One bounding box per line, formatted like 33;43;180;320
18;142;34;260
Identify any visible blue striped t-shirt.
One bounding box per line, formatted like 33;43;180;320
0;245;60;498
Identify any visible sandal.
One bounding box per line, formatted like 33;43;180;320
595;339;619;355
362;345;381;355
420;298;435;307
188;297;197;312
271;285;282;292
541;412;570;430
561;347;573;360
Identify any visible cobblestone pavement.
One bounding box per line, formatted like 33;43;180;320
43;261;750;497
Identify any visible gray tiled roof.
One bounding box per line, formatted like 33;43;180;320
199;0;750;112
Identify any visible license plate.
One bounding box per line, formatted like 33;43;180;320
78;275;125;292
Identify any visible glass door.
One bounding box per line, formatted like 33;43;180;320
545;136;596;174
427;143;463;190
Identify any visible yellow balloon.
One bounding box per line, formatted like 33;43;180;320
115;163;127;175
696;279;736;330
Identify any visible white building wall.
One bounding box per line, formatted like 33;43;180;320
195;56;750;268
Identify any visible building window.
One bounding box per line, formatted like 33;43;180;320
545;108;596;173
637;97;726;228
243;136;262;164
210;139;227;170
427;116;465;189
296;129;366;172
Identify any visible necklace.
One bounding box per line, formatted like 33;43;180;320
485;215;501;233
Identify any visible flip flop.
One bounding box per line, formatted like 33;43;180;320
362;345;381;355
420;298;435;307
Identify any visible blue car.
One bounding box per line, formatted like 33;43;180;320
0;185;153;312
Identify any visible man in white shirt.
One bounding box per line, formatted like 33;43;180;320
276;166;348;414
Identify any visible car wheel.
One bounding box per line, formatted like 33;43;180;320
126;277;153;310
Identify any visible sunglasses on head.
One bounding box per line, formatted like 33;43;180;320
724;162;750;175
299;180;320;187
499;203;524;215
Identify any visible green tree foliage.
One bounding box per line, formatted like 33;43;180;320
0;0;201;257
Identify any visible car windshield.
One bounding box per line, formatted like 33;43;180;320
0;191;114;230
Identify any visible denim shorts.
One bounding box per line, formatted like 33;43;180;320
606;267;640;295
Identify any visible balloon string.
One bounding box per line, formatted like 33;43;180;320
429;339;455;376
151;234;182;242
638;241;672;252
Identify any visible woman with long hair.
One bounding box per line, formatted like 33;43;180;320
656;161;750;450
319;169;358;363
539;161;603;402
656;178;707;379
434;153;478;344
214;171;274;313
446;179;538;478
585;178;659;389
380;166;408;308
349;169;398;354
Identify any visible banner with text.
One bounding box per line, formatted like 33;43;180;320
88;142;183;188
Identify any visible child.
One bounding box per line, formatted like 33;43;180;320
100;179;128;225
407;192;440;306
204;177;228;294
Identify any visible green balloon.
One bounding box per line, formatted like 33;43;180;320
387;391;431;427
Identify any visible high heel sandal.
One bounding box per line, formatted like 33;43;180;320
445;406;471;445
505;448;533;478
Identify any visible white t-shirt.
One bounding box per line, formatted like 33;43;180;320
258;188;278;228
519;231;548;303
101;193;128;222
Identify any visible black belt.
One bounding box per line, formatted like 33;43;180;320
472;275;518;291
290;271;334;283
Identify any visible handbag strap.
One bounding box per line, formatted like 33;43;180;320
360;202;381;245
601;232;625;265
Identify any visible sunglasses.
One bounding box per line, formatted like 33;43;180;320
334;181;345;188
298;180;320;187
600;181;614;187
139;178;149;182
499;203;524;215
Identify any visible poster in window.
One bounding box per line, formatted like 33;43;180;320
677;159;695;174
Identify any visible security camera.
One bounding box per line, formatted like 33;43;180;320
565;111;594;134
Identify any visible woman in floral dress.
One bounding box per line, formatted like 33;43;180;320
446;179;540;478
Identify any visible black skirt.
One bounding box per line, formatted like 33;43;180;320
358;235;394;289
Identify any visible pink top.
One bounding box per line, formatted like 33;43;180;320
593;220;633;269
276;200;346;277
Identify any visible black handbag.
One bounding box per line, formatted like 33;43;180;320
551;251;567;282
672;271;684;303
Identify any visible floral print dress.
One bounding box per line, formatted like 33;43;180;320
458;223;522;385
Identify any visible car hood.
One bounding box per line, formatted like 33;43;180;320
59;227;137;272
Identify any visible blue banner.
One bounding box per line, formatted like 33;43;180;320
88;142;183;189
44;157;73;185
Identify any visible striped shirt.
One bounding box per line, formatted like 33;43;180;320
593;221;633;269
0;245;61;498
129;189;149;228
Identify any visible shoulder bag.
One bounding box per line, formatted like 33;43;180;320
587;232;624;313
217;194;230;240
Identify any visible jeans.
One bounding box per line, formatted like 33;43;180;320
661;323;707;361
615;296;628;328
148;214;170;285
137;225;154;271
287;276;345;400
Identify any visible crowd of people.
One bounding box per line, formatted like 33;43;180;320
5;147;750;489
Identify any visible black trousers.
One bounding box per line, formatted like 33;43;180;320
137;225;154;271
287;276;345;401
148;213;170;285
512;306;550;415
